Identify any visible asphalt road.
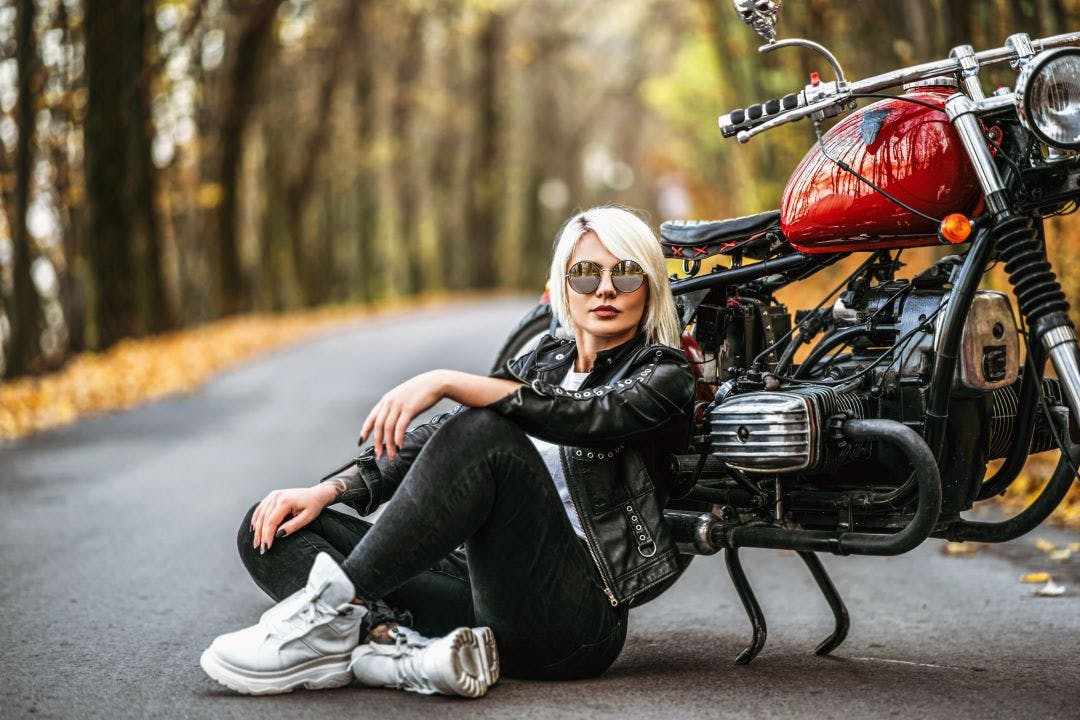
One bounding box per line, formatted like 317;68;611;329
1;296;1078;720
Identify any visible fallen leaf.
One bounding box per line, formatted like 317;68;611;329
1034;579;1066;597
1049;548;1073;561
1070;542;1080;553
941;542;981;556
1020;572;1051;583
1034;538;1057;553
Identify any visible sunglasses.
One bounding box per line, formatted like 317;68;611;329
565;259;646;294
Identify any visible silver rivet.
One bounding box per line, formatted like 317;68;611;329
639;534;646;541
576;450;582;456
626;505;633;512
555;353;564;360
635;525;642;530
587;452;594;458
631;515;637;521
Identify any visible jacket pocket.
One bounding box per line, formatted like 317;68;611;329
567;447;632;514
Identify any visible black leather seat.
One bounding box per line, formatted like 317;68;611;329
660;210;780;247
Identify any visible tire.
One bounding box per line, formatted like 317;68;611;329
490;303;556;374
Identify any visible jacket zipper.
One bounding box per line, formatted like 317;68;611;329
560;448;619;607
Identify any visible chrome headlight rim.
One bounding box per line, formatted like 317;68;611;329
1015;47;1080;151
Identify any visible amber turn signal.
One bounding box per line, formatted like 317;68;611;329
939;213;972;244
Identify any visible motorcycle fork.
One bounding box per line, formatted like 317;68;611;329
947;93;1080;434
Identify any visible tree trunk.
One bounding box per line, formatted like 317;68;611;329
83;0;168;351
7;0;43;376
465;11;504;289
52;0;87;356
213;0;282;316
133;0;174;333
285;0;362;307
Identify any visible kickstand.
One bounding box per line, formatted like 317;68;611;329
796;551;850;656
725;547;767;665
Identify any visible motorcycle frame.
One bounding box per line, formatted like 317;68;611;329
663;33;1080;662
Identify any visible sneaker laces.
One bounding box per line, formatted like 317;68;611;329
387;634;433;692
389;626;430;649
268;580;340;639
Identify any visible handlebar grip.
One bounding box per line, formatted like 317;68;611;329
719;93;802;137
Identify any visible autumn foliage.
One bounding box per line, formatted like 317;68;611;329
0;294;482;442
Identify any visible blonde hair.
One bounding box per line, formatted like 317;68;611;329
548;206;682;348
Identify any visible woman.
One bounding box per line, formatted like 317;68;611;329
200;206;696;697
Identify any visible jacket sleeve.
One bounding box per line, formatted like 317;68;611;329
321;406;463;515
484;346;696;447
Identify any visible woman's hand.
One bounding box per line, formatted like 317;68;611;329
251;485;336;553
360;370;447;460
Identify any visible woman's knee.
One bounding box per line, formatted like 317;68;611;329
436;408;528;450
235;502;260;565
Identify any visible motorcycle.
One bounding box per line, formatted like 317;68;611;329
493;1;1080;664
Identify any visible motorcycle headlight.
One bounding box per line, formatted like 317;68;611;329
1015;48;1080;150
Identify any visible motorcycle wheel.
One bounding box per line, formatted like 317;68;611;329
490;303;556;374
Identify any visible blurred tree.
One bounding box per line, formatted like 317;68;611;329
83;0;170;350
285;0;361;307
213;0;284;316
4;0;1080;379
465;8;505;289
7;0;44;376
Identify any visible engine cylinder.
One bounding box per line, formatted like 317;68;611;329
988;376;1067;459
709;386;868;473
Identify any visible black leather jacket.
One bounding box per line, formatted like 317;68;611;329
345;331;696;608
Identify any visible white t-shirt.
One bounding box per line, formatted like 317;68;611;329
527;368;590;540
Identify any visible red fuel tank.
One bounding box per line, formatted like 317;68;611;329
780;86;983;253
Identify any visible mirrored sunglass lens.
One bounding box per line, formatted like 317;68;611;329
611;260;645;292
567;262;601;293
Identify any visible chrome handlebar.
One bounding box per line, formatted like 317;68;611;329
718;30;1080;143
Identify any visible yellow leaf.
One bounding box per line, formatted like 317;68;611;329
941;542;980;556
1034;538;1057;553
1020;572;1051;583
1049;549;1072;561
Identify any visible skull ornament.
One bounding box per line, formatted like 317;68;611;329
733;0;783;42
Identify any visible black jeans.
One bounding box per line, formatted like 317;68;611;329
237;408;628;680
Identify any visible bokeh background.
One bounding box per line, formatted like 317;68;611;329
0;0;1075;379
0;1;1078;524
0;0;1078;377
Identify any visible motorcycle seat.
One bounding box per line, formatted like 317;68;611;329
660;210;782;260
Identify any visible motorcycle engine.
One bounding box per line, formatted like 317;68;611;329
706;270;1058;484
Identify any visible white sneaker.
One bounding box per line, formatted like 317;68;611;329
350;625;499;697
200;553;367;695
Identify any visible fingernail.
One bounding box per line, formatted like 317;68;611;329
275;529;286;538
259;545;266;556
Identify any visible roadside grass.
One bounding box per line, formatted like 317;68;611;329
0;292;496;442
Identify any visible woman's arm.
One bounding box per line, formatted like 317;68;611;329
251;370;520;552
360;370;519;460
485;347;695;446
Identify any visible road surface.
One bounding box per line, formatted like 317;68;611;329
1;297;1077;719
